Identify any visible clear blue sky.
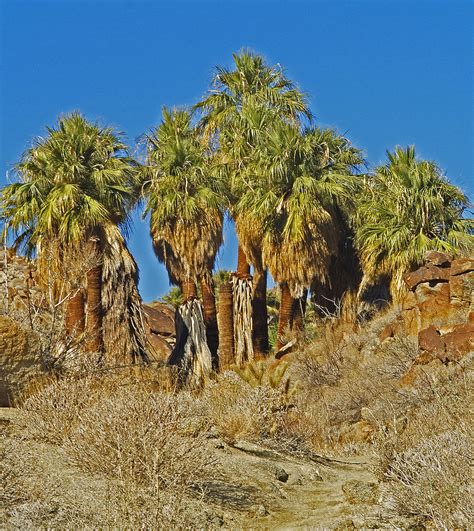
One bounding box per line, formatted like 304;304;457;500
1;0;472;302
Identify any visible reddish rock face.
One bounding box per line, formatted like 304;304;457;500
424;250;452;267
443;322;474;362
449;258;474;277
404;264;450;290
398;253;473;383
418;325;445;356
142;302;176;360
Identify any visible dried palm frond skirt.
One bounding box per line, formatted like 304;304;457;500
167;299;213;387
231;276;254;365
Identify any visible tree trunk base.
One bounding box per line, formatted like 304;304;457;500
232;275;253;365
167;299;213;387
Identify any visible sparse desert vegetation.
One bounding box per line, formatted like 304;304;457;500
1;47;473;529
2;298;473;528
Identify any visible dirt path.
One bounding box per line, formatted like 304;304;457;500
1;407;394;528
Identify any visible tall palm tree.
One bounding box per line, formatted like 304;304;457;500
355;146;472;300
142;107;224;382
0;113;147;362
238;122;363;349
195;49;310;359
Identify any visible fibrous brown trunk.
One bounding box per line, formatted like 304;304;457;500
182;279;197;300
65;289;85;337
277;282;295;350
86;238;104;354
252;267;269;356
292;288;308;332
200;276;219;370
236;245;251;276
218;281;234;367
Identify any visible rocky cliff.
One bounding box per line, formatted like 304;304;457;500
380;251;473;358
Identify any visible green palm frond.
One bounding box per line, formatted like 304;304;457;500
355;145;473;296
1;112;138;250
142;107;224;283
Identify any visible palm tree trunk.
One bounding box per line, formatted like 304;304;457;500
237;244;250;276
292;288;308;331
168;298;212;387
277;282;294;350
65;289;85;337
182;279;197;300
252;267;269;356
217;280;234;367
200;275;219;370
233;244;253;364
86;237;104;354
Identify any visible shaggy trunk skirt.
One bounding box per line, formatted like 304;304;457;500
168;299;213;387
232;276;254;366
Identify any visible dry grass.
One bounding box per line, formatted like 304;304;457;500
287;309;474;527
5;304;473;529
5;367;221;529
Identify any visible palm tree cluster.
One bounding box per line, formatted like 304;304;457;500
1;51;472;383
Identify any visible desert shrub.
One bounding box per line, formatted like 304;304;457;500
0;434;214;529
372;369;473;528
19;369;213;490
18;366;176;445
383;431;473;528
202;362;297;446
18;373;101;444
63;386;212;491
12;369;220;528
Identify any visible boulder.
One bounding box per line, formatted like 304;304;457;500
424;250;452;267
443;322;474;362
404;264;449;290
418;326;445;356
142;302;176;360
143;303;175;337
0;316;44;406
379;323;395;342
147;333;173;359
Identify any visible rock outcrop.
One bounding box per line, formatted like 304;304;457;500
142;302;176;360
0;315;44;406
403;251;473;362
0;246;43;320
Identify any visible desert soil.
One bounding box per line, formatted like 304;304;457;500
1;407;404;529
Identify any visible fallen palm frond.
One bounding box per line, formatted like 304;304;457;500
101;224;148;366
231;275;254;365
167;299;212;387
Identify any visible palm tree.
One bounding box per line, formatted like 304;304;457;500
0;113;147;363
142;107;224;382
355;146;472;300
238;121;363;349
195;50;310;359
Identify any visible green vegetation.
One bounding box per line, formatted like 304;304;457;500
0;50;473;529
355;146;472;299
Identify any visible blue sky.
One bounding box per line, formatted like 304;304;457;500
1;0;472;302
